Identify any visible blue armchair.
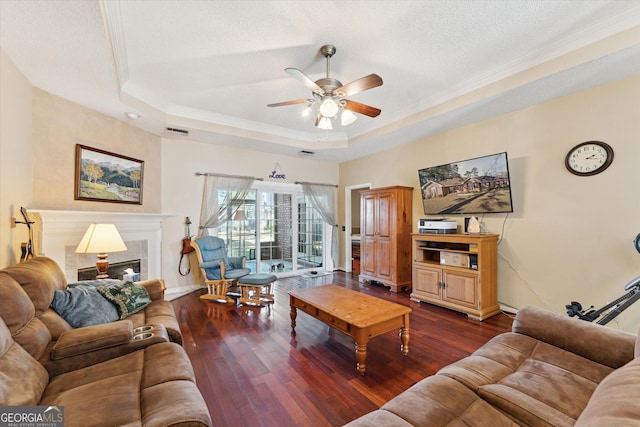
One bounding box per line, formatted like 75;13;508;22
191;236;251;303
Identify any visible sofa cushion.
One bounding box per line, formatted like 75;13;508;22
0;257;67;315
0;272;36;333
438;332;614;426
512;305;635;369
478;384;574;427
343;409;414;426
51;285;120;327
575;357;640;426
40;342;210;426
0;317;49;406
378;375;520;426
0;272;51;359
0;259;73;342
38;309;72;341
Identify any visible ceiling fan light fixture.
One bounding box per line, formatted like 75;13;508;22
319;97;339;118
268;44;383;130
341;109;357;126
317;116;333;130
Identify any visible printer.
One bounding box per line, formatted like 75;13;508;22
418;218;457;234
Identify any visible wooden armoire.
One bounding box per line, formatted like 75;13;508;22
358;186;413;292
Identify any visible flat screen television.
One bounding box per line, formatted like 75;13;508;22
417;152;514;215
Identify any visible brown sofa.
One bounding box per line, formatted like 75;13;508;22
345;305;640;426
0;257;212;426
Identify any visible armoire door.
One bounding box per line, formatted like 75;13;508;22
361;194;376;276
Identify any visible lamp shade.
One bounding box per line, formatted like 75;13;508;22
75;224;127;254
234;209;247;221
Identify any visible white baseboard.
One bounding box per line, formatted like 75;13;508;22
500;304;519;315
165;284;203;301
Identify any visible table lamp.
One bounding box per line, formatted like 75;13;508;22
75;224;127;279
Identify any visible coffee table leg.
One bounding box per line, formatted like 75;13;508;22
290;305;297;334
400;314;410;356
354;336;369;375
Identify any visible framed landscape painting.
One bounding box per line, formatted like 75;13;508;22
75;144;144;204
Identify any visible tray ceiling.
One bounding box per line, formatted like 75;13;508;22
1;0;639;162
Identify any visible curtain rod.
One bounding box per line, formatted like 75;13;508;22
295;181;338;188
195;172;264;181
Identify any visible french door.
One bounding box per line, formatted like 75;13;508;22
216;183;328;275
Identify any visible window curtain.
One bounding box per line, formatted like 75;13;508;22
198;175;254;236
300;183;338;268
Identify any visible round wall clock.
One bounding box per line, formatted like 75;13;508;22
565;141;614;176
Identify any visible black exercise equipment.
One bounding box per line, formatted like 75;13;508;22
565;233;640;325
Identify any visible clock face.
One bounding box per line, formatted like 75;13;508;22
565;141;614;176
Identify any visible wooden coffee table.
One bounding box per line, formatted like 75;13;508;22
289;284;411;375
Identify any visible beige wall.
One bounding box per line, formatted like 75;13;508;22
32;89;162;212
160;138;339;292
1;53;339;292
3;44;638;332
0;49;33;266
340;75;640;333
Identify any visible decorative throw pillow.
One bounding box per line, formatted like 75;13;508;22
96;281;151;320
51;285;120;328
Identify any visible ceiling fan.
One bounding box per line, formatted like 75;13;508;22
267;44;383;129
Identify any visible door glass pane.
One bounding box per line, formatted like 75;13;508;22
212;187;325;275
258;192;293;273
297;193;324;270
215;190;256;269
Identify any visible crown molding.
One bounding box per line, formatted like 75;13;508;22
461;4;640;96
100;0;129;88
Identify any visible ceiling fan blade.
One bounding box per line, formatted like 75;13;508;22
285;68;324;94
344;100;381;117
336;74;383;97
267;99;309;107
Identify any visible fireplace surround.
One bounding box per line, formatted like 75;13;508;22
30;210;170;282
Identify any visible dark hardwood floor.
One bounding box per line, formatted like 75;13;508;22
171;272;513;427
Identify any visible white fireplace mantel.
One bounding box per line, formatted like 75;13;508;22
32;210;171;281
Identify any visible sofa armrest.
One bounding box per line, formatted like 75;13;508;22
512;305;635;369
135;278;165;300
51;321;133;360
41;323;170;377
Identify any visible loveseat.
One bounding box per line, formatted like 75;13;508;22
346;305;640;426
0;257;212;426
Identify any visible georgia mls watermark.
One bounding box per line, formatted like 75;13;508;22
0;406;64;427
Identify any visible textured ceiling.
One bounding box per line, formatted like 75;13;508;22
1;0;639;162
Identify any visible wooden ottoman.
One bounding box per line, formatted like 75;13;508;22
238;273;276;306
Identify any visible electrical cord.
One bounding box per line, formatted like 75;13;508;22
498;250;555;312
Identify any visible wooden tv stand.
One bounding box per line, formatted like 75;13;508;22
410;233;500;321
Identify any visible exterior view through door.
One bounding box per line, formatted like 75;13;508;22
214;185;328;275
